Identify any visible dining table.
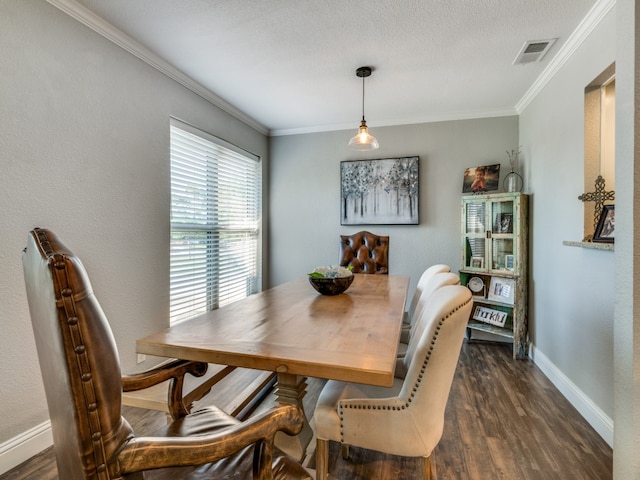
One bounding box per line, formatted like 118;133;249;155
136;273;410;461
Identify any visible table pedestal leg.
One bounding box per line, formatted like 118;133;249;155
274;372;314;462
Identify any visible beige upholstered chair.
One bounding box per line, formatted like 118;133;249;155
339;231;389;274
397;271;460;359
403;264;451;329
22;228;311;480
314;285;473;480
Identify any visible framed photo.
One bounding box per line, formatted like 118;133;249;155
505;254;515;270
470;256;484;269
495;213;513;233
341;157;419;225
593;204;614;243
488;277;515;305
462;164;501;193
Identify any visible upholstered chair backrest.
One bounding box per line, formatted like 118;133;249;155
397;285;472;455
339;231;389;274
408;272;461;337
394;271;462;379
406;264;451;320
22;228;134;480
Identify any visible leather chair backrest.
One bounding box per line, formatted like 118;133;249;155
23;229;134;480
339;231;389;274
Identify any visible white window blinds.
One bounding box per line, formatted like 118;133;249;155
170;120;261;325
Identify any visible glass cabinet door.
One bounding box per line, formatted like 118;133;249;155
463;200;487;270
489;198;516;273
462;195;518;274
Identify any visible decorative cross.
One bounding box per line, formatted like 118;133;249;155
578;175;615;232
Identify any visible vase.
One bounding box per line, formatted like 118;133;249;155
504;171;523;192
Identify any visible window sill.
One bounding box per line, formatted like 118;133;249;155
562;240;614;251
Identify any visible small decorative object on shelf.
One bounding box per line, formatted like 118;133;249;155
472;305;507;327
460;191;529;359
593;204;615;243
578;175;615;235
503;147;523;193
308;266;354;295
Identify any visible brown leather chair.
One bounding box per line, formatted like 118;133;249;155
339;231;389;274
22;228;312;480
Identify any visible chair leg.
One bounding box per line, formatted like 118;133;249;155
424;455;432;480
316;439;329;480
341;444;350;459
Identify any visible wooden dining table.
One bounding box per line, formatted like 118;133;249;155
137;273;409;461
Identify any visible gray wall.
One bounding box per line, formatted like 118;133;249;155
269;117;518;299
0;0;267;455
519;5;615;437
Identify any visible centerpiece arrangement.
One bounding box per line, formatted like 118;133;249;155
308;265;354;295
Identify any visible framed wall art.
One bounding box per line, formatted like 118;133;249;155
340;156;419;225
593;204;614;243
462;164;501;193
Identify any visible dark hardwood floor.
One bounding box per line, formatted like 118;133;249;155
1;342;612;479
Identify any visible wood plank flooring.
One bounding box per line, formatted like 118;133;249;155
1;342;612;480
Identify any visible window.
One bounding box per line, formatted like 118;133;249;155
169;119;261;325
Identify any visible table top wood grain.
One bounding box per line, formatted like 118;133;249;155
137;274;409;387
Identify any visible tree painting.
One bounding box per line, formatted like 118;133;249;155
341;157;419;225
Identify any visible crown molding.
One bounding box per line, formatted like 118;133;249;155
270;107;518;137
46;0;269;136
515;0;616;113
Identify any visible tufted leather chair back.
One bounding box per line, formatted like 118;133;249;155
23;228;135;480
339;231;389;274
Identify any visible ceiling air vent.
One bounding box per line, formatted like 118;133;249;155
513;39;557;65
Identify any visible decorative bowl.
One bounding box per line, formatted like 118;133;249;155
308;275;354;296
308;266;354;295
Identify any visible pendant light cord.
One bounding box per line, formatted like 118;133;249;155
361;74;366;121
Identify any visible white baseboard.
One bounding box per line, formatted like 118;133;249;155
530;344;613;447
0;421;52;475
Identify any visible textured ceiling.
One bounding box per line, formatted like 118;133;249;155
73;0;598;135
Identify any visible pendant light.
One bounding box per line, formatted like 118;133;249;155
348;66;379;150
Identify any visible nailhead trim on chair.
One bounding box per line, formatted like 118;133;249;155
338;299;471;442
35;229;110;480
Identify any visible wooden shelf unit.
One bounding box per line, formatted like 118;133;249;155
460;192;529;359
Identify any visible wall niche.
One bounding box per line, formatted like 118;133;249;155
583;63;615;241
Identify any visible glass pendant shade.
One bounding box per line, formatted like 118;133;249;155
348;119;379;150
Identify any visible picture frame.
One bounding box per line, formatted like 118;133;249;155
462;164;501;193
470;256;484;269
505;254;515;270
495;213;513;233
341;157;419;225
593;204;614;243
488;276;515;305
